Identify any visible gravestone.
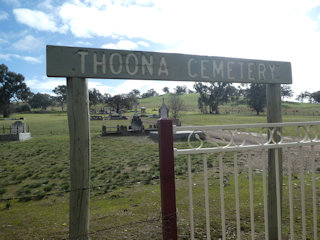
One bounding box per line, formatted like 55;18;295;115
140;107;148;117
159;98;169;118
130;116;144;132
90;116;103;120
11;121;26;134
133;102;139;117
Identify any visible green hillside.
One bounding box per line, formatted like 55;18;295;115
138;93;320;117
138;93;199;112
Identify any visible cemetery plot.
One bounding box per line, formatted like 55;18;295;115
0;120;31;142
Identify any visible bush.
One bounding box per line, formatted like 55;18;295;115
60;182;69;191
0;188;6;195
16;103;31;113
29;181;42;189
43;186;52;192
33;192;45;200
17;186;31;196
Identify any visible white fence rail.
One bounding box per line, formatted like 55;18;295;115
174;121;320;239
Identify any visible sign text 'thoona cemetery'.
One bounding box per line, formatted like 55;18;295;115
47;45;292;84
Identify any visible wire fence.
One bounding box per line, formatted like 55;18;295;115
0;180;164;240
1;125;29;134
0;179;161;202
52;214;162;240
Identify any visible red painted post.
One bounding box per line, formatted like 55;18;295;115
158;118;178;240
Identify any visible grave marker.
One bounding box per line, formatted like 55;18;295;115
159;98;169;119
11;121;25;134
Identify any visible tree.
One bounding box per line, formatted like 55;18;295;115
129;89;140;98
296;91;311;103
246;84;266;115
102;93;111;104
194;82;231;114
168;94;184;120
162;87;170;94
225;85;239;103
107;94;133;113
281;85;293;100
89;88;103;107
311;91;320;103
28;93;53;110
141;88;158;98
174;85;187;95
0;64;32;117
194;83;209;114
52;85;67;111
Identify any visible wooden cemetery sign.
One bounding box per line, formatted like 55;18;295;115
46;45;292;240
47;45;292;84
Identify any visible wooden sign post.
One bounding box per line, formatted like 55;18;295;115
46;45;292;240
266;84;283;239
67;77;90;240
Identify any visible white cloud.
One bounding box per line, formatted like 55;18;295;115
58;1;174;43
75;41;92;46
26;76;65;94
103;79;194;96
13;8;67;33
7;0;320;97
21;55;42;64
101;43;117;49
0;10;9;20
37;0;54;10
116;40;138;50
101;40;150;50
0;53;41;63
88;80;113;94
137;41;149;47
0;53;11;61
12;35;43;51
85;78;194;97
0;38;8;44
101;40;138;50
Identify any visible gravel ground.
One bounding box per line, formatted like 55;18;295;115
204;129;320;174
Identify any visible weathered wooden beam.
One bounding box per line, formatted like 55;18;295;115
47;45;292;84
266;84;283;240
67;77;90;240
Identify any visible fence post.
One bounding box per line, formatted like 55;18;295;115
67;77;90;240
158;118;178;240
267;84;283;239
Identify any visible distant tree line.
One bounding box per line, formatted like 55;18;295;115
1;63;320;118
193;82;294;115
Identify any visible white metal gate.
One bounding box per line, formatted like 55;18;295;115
174;121;320;239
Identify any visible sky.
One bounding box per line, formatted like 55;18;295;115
1;0;320;98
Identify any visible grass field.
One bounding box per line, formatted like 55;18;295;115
0;98;320;239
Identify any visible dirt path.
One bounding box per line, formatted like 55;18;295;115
204;129;320;174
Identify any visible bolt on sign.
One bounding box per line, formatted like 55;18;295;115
47;45;292;84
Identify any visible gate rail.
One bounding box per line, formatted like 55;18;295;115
172;121;320;240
